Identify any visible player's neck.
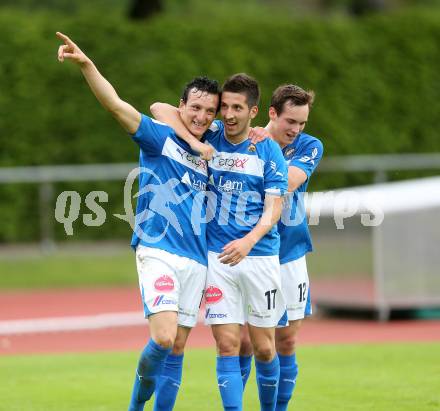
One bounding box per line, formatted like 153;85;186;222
224;125;251;145
266;121;285;148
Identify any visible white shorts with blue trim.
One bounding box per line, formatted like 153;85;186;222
281;255;312;322
136;246;206;328
204;251;286;327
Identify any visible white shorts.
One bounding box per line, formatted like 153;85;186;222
136;246;206;328
281;256;312;321
204;252;286;328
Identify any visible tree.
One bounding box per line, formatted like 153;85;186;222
128;0;163;20
349;0;386;15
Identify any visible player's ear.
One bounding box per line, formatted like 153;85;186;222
250;105;258;120
178;99;185;112
268;106;277;121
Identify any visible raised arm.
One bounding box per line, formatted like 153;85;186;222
56;32;141;134
150;102;214;160
219;195;283;266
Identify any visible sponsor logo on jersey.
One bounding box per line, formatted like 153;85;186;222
284;148;295;159
181;171;207;191
205;286;223;304
153;295;176;306
217;176;244;194
154;275;175;292
218;157;249;170
299;147;319;165
210;152;264;177
205;308;227;319
161;137;208;176
176;147;208;172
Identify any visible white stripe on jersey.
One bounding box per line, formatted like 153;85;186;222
209;151;265;177
161;137;208;176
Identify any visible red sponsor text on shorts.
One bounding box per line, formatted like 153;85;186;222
154;275;175;292
205;286;223;304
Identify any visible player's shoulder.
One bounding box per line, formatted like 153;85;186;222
138;113;174;134
209;119;223;133
255;138;284;159
298;132;323;150
203;119;224;144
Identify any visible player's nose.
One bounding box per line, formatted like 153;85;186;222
223;108;234;120
292;124;301;134
196;111;207;123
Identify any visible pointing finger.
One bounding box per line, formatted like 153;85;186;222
56;32;75;47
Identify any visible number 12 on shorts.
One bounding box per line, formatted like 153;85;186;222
298;282;307;303
265;289;277;310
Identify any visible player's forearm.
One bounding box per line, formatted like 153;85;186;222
150;103;200;145
244;196;283;246
287;166;308;192
80;60;140;133
80;60;122;113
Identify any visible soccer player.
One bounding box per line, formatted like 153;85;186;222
152;73;288;411
239;84;324;411
55;32;220;411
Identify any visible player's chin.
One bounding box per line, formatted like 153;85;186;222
190;125;207;137
284;135;296;144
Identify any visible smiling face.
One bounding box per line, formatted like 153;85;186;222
179;88;219;138
220;91;258;142
268;102;309;148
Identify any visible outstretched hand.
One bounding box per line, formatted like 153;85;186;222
56;32;90;65
249;126;271;144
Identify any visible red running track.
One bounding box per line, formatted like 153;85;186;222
1;287;439;356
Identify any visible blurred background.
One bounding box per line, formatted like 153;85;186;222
0;0;440;319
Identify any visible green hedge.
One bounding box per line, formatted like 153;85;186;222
1;8;439;242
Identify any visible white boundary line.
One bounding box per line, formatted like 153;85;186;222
0;310;207;335
0;312;144;335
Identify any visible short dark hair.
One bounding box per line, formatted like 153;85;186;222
270;84;315;115
222;73;260;108
181;76;220;102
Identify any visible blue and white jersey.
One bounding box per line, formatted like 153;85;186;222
130;114;209;266
279;132;324;264
205;120;288;256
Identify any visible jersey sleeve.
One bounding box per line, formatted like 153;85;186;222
263;140;288;196
131;114;171;155
289;139;324;178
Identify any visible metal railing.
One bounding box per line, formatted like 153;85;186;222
1;153;440;248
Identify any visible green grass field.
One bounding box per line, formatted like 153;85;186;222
0;246;135;289
1;343;439;411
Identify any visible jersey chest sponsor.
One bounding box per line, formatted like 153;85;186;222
162;137;208;176
209;151;264;177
